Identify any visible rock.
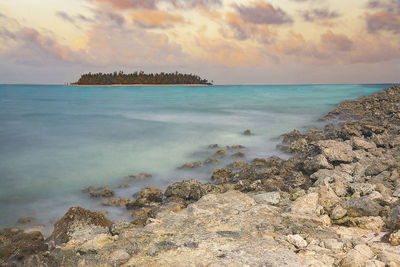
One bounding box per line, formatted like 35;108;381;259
303;154;332;174
204;157;220;165
109;220;135;236
289;138;309;153
291;193;319;215
79;233;114;254
50;207;112;243
0;228;48;264
211;168;233;184
86;187;114;198
317;140;355;164
214;149;227;157
209;144;218;148
131;207;155;225
164;179;222;202
286;234;307;248
226;145;246;149
253;192;280;205
349;183;376;196
179;161;202;169
243;129;252;135
232;152;245;158
317;187;341;213
342;196;383;217
365;260;386;267
388;205;400;230
389;230;400;246
323;238;343;252
102;197;130;207
365;157;397;176
124;172;152;180
126;187;163;209
393;189;400;197
331;205;347;220
340;244;374;267
109;249;130;263
351;137;377;150
228;161;247;169
17;217;35;224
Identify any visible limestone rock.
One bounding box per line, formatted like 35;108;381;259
340;244;374;267
204;157;220;165
291;192;319;215
253;192;280;205
331;205;347;220
351;137;377;150
303;154;332;174
349;183;376;196
211;168;233;184
179;161;202;169
286;234;307;248
124;172;152;180
126;187;163;209
317;140;355;164
342;196;383;217
164;179;222;202
389;230;400;246
50;207;112;243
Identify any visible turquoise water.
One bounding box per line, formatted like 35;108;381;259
0;84;389;232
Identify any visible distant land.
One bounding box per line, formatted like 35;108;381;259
72;71;213;86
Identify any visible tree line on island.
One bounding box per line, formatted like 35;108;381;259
72;71;213;85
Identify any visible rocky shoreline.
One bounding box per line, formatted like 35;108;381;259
2;86;400;266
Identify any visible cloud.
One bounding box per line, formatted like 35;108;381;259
302;8;339;22
87;0;221;10
365;0;400;34
320;31;353;51
234;1;293;25
131;10;184;29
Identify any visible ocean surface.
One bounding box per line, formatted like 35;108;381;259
0;84;390;234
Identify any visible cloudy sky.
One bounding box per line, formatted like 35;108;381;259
0;0;399;84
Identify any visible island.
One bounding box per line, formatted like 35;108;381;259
72;71;213;86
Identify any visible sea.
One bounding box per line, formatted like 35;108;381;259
0;84;390;235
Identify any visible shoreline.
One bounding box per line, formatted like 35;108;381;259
71;83;212;87
2;86;400;266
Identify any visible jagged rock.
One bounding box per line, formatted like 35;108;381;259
0;228;48;264
340;244;374;267
289;138;308;153
365;157;397;176
389;230;400;246
102;197;131;207
335;216;384;231
393;189;400;197
109;220;135;236
50;207;112;243
109;249;131;264
342;197;383;217
209;144;218;148
79;233;115;254
17;217;35;224
317;187;341;213
252;156;284;168
87;187;114;198
303;154;332;174
286;234;307;248
351;137;377;150
323;238;343;252
291;193;320;215
179;161;202;169
331;205;347;220
365;260;386;267
125;172;152;180
126;187;163;209
204;157;220;165
212;168;233;184
164;179;223;202
228;161;247;169
317;140;355;164
387;205;400;230
349;183;376;196
253;192;280;205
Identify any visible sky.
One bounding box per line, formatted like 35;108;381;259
0;0;399;84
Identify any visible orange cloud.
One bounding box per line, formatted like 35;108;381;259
131;10;184;29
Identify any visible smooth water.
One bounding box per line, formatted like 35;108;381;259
0;84;389;233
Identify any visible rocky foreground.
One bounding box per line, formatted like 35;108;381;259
2;86;400;266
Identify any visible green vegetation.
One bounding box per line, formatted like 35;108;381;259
73;71;212;85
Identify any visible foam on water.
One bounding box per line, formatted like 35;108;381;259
0;84;389;233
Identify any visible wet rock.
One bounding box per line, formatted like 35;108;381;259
125;172;152;180
286;234;307;248
342;197;383;217
87;187;114;198
0;228;48;264
317;140;355;164
118;183;131;188
212;168;233;184
232;152;245;158
253;192;280;205
340;244;374;267
126;187;163;209
214;149;227;157
228;161;247;169
290;193;320;216
102;197;131;207
209;144;218;148
252;156;284;168
226;145;246;149
243;129;252;135
17;217;35;224
289;138;309;153
50;206;112;243
164;179;222;202
204;157;220;165
179;161;202;169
